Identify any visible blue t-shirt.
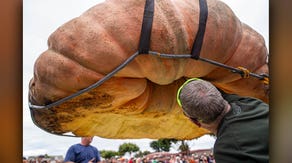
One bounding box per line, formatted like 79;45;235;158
64;144;101;163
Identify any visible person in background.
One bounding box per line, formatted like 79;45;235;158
200;156;208;163
36;155;45;163
23;156;28;163
64;136;101;163
128;157;134;163
177;78;269;163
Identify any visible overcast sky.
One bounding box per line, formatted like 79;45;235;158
23;0;268;158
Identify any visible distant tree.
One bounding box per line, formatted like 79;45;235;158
134;151;144;158
150;141;160;152
118;142;140;156
178;140;190;155
100;150;119;159
150;139;178;152
134;150;151;158
143;150;151;156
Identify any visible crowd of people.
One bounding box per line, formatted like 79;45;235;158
23;152;216;163
105;153;215;163
23;155;63;163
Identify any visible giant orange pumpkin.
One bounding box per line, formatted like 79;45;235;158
28;0;269;139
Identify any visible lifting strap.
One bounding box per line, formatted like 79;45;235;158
191;0;208;59
138;0;154;54
138;0;208;58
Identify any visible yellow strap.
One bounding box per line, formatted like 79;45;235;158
237;66;250;78
262;77;269;85
237;66;269;85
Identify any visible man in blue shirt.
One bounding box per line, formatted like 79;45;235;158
64;137;101;163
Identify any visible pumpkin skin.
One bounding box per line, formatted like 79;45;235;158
29;0;268;139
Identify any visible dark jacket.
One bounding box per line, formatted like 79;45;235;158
214;93;269;163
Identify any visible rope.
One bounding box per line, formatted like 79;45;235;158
148;51;269;84
29;51;141;110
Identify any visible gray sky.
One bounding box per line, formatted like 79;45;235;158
23;0;268;157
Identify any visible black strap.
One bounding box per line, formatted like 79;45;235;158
191;0;208;59
138;0;154;54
